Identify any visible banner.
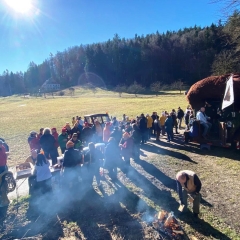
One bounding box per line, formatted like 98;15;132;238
222;76;234;110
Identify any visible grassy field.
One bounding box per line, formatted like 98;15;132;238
0;88;187;166
0;88;240;240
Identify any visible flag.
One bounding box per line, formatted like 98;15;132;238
222;76;234;110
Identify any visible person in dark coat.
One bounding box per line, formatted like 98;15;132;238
39;128;58;165
71;122;81;140
139;113;147;144
110;127;122;144
83;142;104;186
185;111;190;130
177;107;185;129
154;116;161;141
151;112;157;135
62;141;82;188
131;124;141;161
81;122;93;145
165;115;173;142
104;137;120;180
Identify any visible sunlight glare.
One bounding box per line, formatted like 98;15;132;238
4;0;33;14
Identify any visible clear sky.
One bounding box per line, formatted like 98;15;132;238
0;0;225;74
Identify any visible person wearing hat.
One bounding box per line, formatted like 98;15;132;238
58;128;69;154
62;141;82;189
0;140;8;174
70;133;83;150
63;141;82;168
176;170;202;218
110;126;122;144
28;131;40;151
119;132;133;165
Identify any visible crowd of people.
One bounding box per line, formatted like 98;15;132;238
0;105;205;217
24;108;193;193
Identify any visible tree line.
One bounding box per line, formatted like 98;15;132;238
0;11;239;97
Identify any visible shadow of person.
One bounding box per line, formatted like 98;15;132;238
141;142;198;164
63;186;144;240
0;206;8;228
18;193;64;239
121;165;179;213
177;212;231;240
136;158;176;191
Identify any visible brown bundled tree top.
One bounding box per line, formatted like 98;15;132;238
186;74;240;110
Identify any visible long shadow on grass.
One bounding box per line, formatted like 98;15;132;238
177;212;232;240
135;158;176;191
62;184;145;239
121;165;179;213
141;142;197;164
139;143;213;207
161;133;240;162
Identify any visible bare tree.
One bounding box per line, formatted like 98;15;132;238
211;50;237;74
115;84;127;97
150;81;161;96
127;81;145;97
210;0;240;16
170;80;184;94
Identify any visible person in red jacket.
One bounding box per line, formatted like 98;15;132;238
28;131;41;151
51;128;59;148
0;140;8;174
119;132;133;165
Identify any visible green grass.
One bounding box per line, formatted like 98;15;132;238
1;88;240;239
0;88;187;166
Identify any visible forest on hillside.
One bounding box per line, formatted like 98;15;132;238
0;11;239;96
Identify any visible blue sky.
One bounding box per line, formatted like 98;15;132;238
0;0;225;74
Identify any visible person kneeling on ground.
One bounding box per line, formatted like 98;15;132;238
176;170;202;218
